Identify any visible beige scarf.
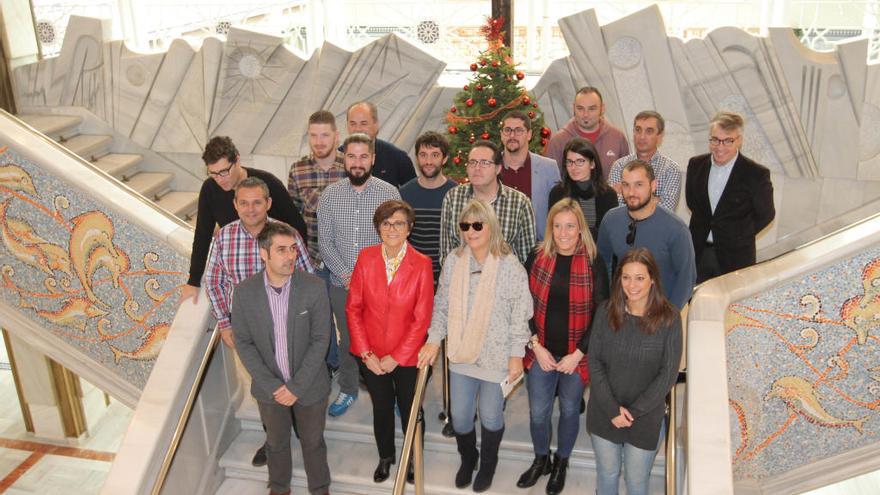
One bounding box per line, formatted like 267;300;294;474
446;247;499;363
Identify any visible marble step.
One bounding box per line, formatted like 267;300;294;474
92;153;142;179
219;429;665;495
60;134;113;160
155;191;199;218
18;113;82;140
124;172;174;200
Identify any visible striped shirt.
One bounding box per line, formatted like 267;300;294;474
263;271;292;382
399;177;457;282
608;151;682;211
205;218;313;330
288;153;346;265
317;176;401;287
439;182;536;265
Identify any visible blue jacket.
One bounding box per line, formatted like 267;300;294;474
529;152;562;240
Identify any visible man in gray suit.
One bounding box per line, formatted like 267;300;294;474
232;221;332;495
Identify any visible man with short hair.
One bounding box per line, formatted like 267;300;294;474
399;131;458;283
232;221;332;495
180;136;307;304
440;140;536;265
597;160;695;309
544;87;629;180
318;133;401;416
608;110;682;211
686;111;775;283
346;101;416;187
498;110;561;240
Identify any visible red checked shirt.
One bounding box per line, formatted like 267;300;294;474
205;218;312;330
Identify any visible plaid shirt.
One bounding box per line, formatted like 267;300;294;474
205;218;313;329
608;152;682;211
318;177;401;287
288;153;346;265
439;182;536;265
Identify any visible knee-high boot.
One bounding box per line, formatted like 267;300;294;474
455;429;479;488
473;425;504;492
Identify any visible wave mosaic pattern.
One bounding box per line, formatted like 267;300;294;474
0;145;188;389
726;251;880;480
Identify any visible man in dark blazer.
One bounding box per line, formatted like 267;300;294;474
232;222;332;495
686;111;775;284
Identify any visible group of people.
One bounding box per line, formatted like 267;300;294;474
179;89;775;495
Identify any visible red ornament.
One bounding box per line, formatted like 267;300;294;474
470;63;478;71
479;59;487;66
533;103;538;108
541;137;548;146
506;76;513;82
469;137;475;144
491;60;500;67
516;71;525;80
475;83;483;91
453;156;462;165
522;96;531;105
481;132;490;139
450;106;457;113
463;84;469;90
528;111;536;119
466;98;474;107
488;97;497;107
448;125;458;134
540;127;551;138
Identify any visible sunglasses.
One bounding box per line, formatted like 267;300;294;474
459;222;484;232
626;217;638;246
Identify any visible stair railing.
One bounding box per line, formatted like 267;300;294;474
393;365;430;495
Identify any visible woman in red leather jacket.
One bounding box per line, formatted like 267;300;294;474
346;199;434;484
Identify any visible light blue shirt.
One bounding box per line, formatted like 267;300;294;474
707;152;738;242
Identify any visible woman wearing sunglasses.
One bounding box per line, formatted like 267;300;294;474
548;138;617;241
517;198;608;494
346;200;434;484
587;247;681;495
418;199;532;492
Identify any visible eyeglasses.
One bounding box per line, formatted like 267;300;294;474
207;162;236;177
565;158;589;167
380;220;408;231
626;217;638;246
466;159;495;168
459;222;484;232
501;127;527;136
709;136;739;147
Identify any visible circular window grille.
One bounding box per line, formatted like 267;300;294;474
417;20;440;44
36;21;56;45
216;21;231;35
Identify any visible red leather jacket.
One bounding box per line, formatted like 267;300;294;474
346;244;434;367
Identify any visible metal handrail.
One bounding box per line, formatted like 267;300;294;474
392;365;430;495
150;325;221;495
666;383;679;495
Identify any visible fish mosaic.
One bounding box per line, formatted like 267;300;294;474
0;146;188;389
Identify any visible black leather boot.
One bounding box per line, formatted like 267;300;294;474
545;454;568;495
473;425;504;492
516;454;551;488
373;456;395;483
455;429;479;488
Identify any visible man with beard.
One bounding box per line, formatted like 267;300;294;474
400;131;458;283
346;101;416;187
544;87;629;180
596;160;695;309
498;110;560;240
318;133;400;417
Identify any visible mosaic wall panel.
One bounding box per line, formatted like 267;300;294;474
0;145;188;390
727;250;880;480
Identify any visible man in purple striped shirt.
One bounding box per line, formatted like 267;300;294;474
233;222;332;495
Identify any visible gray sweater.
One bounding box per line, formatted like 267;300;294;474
427;251;532;382
586;304;682;450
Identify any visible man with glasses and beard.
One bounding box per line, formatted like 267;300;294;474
400;131;458;284
597;160;695;309
318;133;401;417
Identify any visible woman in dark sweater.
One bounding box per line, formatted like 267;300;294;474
518;198;608;495
587;247;681;495
547;138;617;241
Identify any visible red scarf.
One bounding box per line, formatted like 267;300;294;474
525;244;594;384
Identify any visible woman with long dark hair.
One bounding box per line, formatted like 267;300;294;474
587;247;682;495
517;198;608;495
548;138;617;240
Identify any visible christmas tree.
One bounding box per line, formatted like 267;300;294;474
445;17;551;179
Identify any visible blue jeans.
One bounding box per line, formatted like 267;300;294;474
526;361;585;458
315;266;339;369
449;371;504;433
591;422;665;495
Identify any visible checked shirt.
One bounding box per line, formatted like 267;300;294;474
608;152;682;211
287;153;346;265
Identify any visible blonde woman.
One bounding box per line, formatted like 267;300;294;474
418;199;532;493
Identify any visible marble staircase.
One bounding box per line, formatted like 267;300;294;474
216;376;667;494
17;113;199;226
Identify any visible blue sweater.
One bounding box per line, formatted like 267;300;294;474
597;205;695;309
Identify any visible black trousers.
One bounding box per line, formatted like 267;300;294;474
360;362;419;459
696;244;723;284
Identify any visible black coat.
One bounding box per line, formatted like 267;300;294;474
685;152;774;275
